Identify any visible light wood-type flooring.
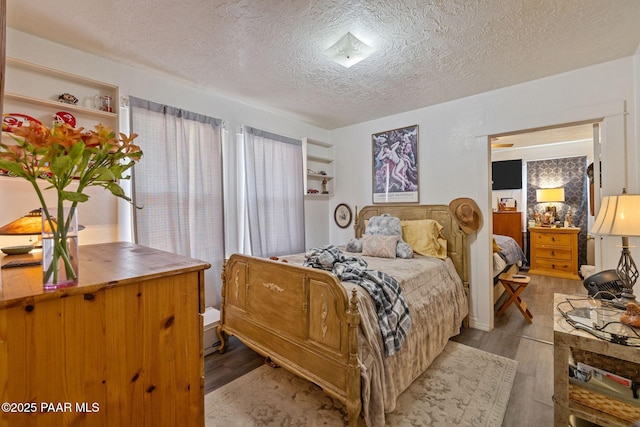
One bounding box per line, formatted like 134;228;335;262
205;272;588;426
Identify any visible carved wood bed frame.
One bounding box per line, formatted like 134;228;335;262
217;204;469;426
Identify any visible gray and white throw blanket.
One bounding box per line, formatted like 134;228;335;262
304;245;411;356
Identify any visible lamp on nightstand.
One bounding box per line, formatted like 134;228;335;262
590;188;640;303
536;187;565;224
0;208;43;254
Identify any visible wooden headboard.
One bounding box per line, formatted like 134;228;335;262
354;204;469;288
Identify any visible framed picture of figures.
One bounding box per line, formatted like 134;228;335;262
372;124;419;203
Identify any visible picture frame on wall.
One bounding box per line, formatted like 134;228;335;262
372;124;419;203
334;203;353;228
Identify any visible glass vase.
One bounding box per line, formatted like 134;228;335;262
42;206;79;290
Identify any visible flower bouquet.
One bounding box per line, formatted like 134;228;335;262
0;121;142;288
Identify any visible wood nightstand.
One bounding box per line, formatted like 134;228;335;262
529;226;580;280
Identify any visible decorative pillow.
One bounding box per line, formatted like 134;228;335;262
396;241;414;259
345;238;363;253
362;234;398;259
365;214;402;237
400;219;447;259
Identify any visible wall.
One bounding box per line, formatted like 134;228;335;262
329;57;638;331
1;29;329;307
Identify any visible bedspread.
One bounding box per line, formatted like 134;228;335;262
303;245;411;356
282;251;468;427
493;234;527;266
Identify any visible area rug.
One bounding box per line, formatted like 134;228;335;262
205;341;518;426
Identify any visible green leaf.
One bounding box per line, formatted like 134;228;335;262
0;160;29;178
69;141;85;161
61;191;90;203
50;156;71;176
92;166;116;182
107;182;126;198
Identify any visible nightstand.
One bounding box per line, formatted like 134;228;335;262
553;294;640;426
528;226;580;280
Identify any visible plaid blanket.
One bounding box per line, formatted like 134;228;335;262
304;245;411;356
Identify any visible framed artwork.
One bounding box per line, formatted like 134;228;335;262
372;125;419;203
334;203;353;228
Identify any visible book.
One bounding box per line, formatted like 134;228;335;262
577;362;633;388
570;361;640;405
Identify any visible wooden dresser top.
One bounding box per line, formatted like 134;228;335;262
0;242;210;308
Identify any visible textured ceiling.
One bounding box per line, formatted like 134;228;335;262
6;0;640;130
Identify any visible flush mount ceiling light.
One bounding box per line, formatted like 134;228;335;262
323;32;374;68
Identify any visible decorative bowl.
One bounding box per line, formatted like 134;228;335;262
1;245;34;255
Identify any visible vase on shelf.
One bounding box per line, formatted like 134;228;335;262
42;206;79;290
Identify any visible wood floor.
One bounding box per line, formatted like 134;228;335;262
205;272;587;426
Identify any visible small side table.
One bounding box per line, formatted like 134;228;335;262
554;294;640;426
497;269;533;323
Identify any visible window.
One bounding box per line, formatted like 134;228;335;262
130;97;224;307
240;126;305;257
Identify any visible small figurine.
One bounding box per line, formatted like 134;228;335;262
565;210;573;227
58;93;78;105
534;212;540;225
321;178;328;194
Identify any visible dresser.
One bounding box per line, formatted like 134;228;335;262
528;227;580;280
0;242;210;427
492;211;523;249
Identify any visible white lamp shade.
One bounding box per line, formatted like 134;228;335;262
536;188;565;203
591;194;640;236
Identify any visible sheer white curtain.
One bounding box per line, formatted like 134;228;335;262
130;97;224;308
241;126;305;257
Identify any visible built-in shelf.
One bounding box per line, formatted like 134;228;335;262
305;193;332;200
307;139;333;148
304;138;334;201
307;173;333;180
4;56;120;130
307;154;333;164
6;57;117;90
4;92;118;121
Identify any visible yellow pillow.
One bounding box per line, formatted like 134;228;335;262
400;219;447;259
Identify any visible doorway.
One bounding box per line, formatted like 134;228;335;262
489;121;598;325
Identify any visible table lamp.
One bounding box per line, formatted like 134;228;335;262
0;208;43;254
536;187;565;223
590;189;640;303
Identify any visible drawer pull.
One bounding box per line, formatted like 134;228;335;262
551;251;555;256
551;237;556;242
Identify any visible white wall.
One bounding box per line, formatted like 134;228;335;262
2;29;329;307
328;57;637;331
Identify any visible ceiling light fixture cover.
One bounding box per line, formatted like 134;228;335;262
323;32;374;68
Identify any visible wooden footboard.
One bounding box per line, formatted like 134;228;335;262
217;204;470;426
218;254;362;426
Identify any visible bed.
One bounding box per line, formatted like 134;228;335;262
217;204;469;427
492;234;527;306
